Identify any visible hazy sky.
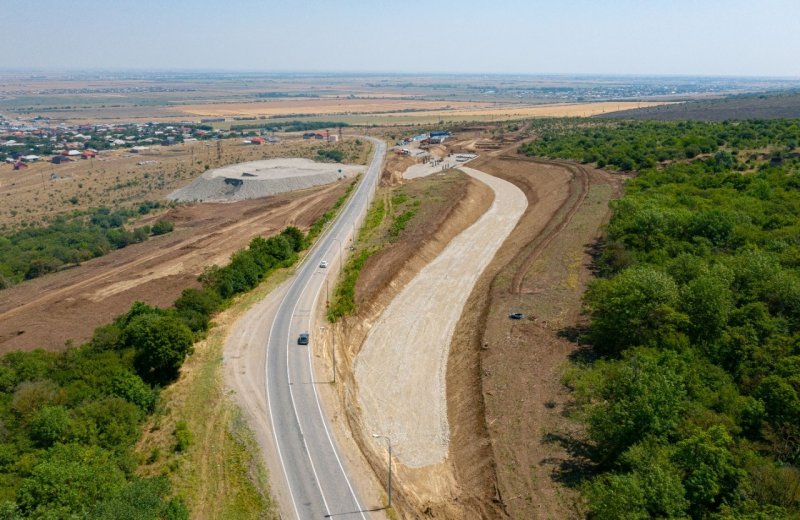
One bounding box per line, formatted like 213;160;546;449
3;0;799;77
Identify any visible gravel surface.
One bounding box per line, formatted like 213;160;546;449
168;158;364;202
355;166;527;468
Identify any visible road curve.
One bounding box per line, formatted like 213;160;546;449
265;137;386;519
355;166;528;468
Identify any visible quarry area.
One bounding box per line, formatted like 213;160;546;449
167;157;363;202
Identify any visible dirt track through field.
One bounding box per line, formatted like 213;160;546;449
354;166;527;468
0;183;346;353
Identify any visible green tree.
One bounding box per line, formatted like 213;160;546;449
17;444;126;518
123;314;193;384
89;477;187;520
681;273;733;341
72;397;141;452
621;441;688;517
150;219;174;236
29;405;73;447
280;226;305;252
587;267;684;355
586;349;687;465
673;426;743;514
89;324;123;351
109;371;156;413
585;473;649;520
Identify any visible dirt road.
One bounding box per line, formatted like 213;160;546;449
354;166;527;468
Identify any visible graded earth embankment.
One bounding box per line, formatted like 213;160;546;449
354;166;527;468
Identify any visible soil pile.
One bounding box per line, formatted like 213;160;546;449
168;158;363;202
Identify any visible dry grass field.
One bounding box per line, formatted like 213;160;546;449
174;100;669;124
174;98;490;117
0;138;369;229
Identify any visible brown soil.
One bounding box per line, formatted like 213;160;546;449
0;182;348;353
381;154;417;186
325;170;494;518
446;153;622;519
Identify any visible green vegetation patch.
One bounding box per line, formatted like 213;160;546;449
327;186;423;321
536;119;800;518
0;224;309;517
305;178;358;245
521;119;800;171
0;203;169;289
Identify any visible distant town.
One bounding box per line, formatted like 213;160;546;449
0;114;348;168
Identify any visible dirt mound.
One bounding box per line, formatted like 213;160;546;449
168;158;363;202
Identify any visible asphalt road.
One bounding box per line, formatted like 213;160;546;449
265;137;386;519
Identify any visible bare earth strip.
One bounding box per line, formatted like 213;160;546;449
354;167;527;468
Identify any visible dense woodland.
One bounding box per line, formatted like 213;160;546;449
523;119;800;518
0;226;306;518
0;202;172;289
522;119;800;172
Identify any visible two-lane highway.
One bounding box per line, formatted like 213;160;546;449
265;137;386;519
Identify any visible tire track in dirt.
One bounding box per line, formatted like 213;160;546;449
510;158;590;294
449;155;620;519
0;183;345;352
0;185;336;322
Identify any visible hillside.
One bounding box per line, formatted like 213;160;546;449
597;91;800;121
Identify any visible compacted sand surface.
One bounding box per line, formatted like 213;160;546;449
354;166;527;468
168;158;364;202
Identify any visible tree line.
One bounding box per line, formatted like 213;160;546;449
521;119;800;172
0;204;173;289
526;119;800;518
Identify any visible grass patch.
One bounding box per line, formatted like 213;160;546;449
327;248;374;322
326;193;391;322
388;208;417;239
305;177;359;245
138;270;290;519
362;199;386;236
327;184;427;321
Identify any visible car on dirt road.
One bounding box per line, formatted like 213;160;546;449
509;312;525;320
298;332;309;345
319;260;328;268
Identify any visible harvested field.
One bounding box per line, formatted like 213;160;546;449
174;99;488;117
0;181;348;353
168;158;363;202
173;100;670;126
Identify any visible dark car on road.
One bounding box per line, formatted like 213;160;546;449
297;332;309;345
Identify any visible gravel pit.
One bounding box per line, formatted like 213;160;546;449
167;158;364;202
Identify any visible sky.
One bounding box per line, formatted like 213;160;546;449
2;0;799;77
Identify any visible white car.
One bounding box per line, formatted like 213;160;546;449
319;260;328;268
